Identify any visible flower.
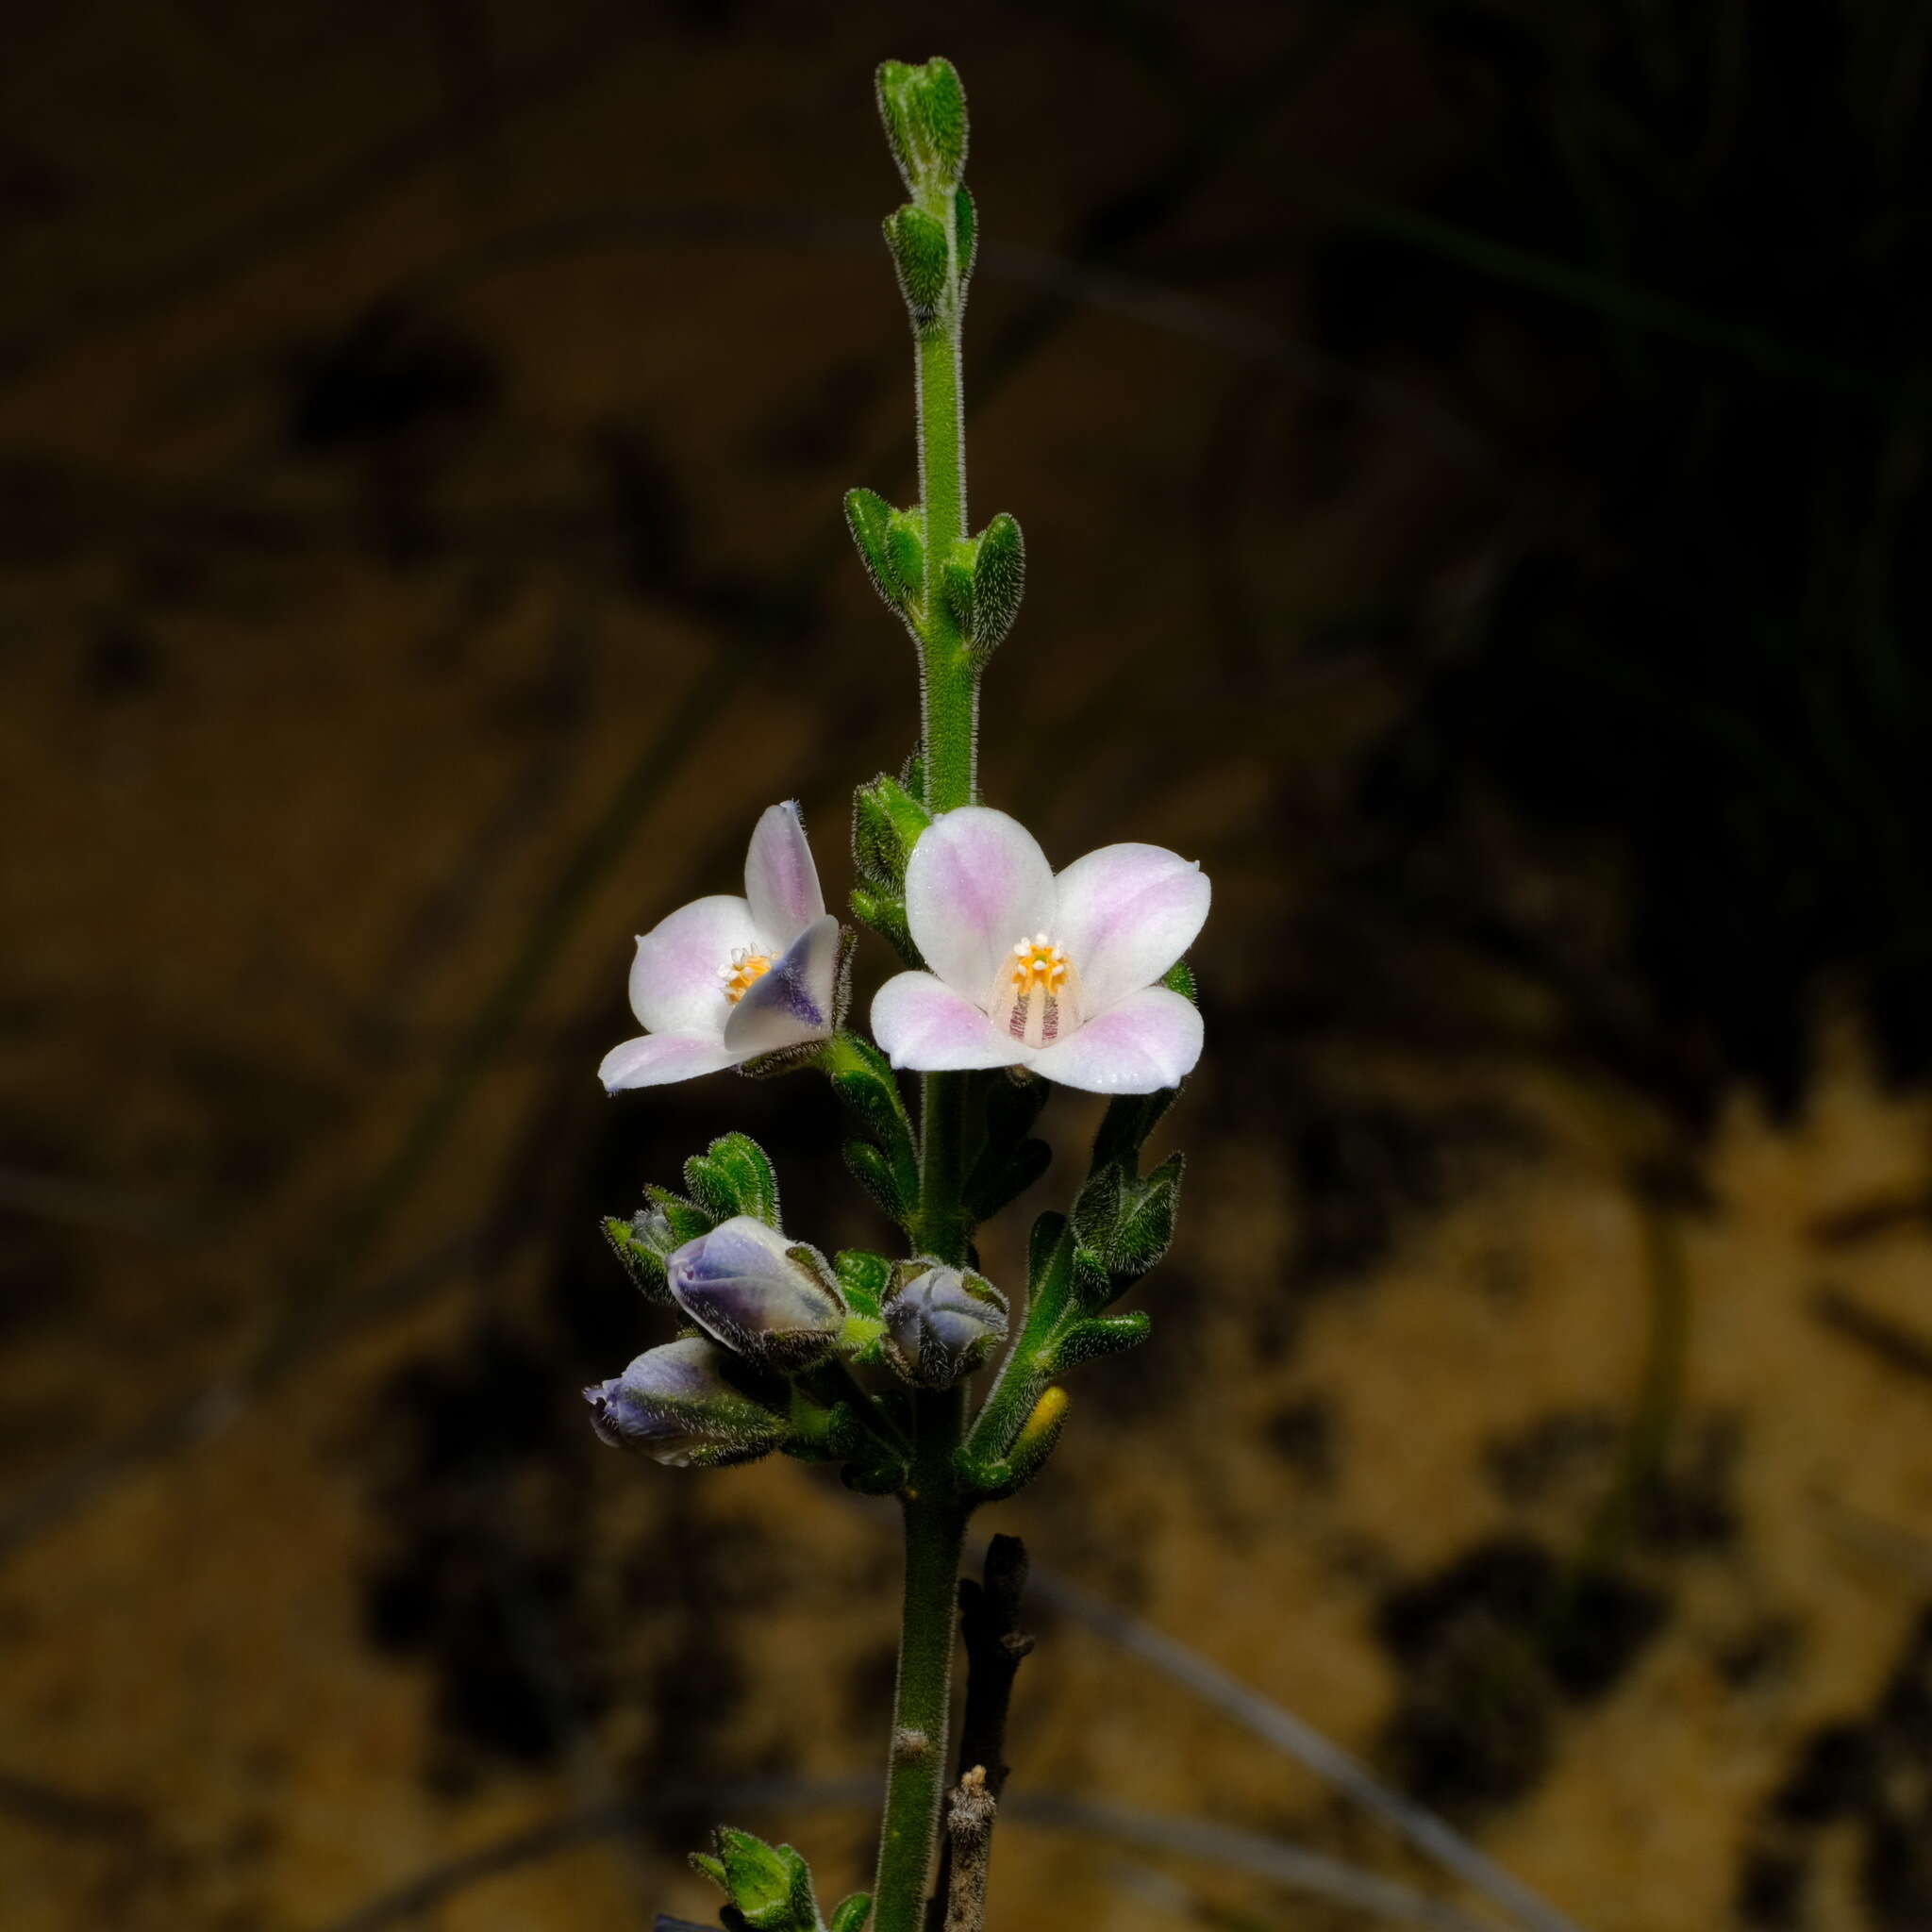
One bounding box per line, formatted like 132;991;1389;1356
599;802;841;1091
666;1214;845;1372
882;1263;1008;1388
583;1337;789;1467
871;807;1208;1092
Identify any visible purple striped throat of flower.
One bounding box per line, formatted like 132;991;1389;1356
990;932;1086;1047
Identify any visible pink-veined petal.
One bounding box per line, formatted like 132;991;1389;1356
1025;985;1203;1094
627;894;760;1041
598;1032;744;1092
1051;841;1209;1015
743;800;824;946
872;971;1024;1072
904;807;1056;1003
723;913;841;1056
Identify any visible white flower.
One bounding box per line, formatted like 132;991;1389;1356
598;803;841;1091
871;806;1208;1093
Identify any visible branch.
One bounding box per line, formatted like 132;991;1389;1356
941;1768;997;1932
925;1535;1034;1931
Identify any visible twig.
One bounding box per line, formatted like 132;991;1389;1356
925;1535;1034;1930
942;1767;998;1932
1024;1560;1587;1932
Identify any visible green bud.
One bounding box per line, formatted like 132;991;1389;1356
883;204;951;325
875;57;968;193
683;1132;780;1228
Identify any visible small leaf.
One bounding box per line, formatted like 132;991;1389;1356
1048;1310;1151;1371
849;885;921;968
1090;1085;1178;1173
1162;956;1197;1003
851;773;933;892
603;1214;671;1302
833;1249;893;1323
843;487;902;610
844;1140;908;1226
940;551;975;636
684;1132;780;1227
883;507;926;604
644;1185;717;1247
829;1892;874;1932
875;57;968;192
883;205;951;325
968;512;1024;658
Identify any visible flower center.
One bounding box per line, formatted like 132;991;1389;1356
719;947;774;1005
989;932;1084;1048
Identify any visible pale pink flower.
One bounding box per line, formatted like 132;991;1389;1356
598;803;841;1091
872;806;1207;1093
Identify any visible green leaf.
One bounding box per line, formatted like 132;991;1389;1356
875;57;968;193
851;773;933;892
940;552;975;636
1162;956;1197;1003
684;1133;780;1227
829;1892;874;1932
823;1033;920;1223
702;1827;820;1932
842;487;902;611
1047;1309;1151;1371
645;1184;718;1248
968;511;1024;658
602;1214;672;1302
833;1249;893;1323
883;507;926;604
849;884;920;968
883;205;951;325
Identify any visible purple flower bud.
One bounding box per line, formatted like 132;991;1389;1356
666;1215;844;1372
582;1337;788;1468
883;1264;1008;1388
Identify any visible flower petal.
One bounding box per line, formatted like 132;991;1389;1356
743;800;824;946
598;1031;744;1091
1025;985;1203;1094
1051;842;1209;1015
905;806;1057;1002
627;894;760;1040
724;913;841;1056
873;971;1024;1072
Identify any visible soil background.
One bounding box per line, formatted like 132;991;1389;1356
5;5;1932;1929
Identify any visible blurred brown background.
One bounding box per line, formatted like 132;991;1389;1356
5;3;1932;1928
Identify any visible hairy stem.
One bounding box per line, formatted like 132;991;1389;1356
914;199;974;812
874;1391;969;1932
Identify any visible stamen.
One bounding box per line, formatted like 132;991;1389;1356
990;929;1083;1049
720;946;774;1005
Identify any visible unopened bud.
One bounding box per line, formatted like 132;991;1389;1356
583;1337;787;1468
667;1214;844;1373
883;1263;1008;1388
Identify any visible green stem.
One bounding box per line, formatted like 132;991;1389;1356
914;204;975;812
873;1391;969;1932
915;1071;971;1266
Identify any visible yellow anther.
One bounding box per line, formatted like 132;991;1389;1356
720;949;774;1005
